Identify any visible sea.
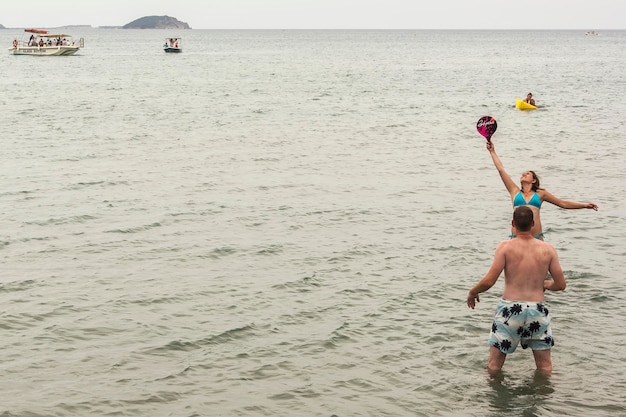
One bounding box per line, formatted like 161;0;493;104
1;28;625;417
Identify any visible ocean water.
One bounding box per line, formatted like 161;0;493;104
1;29;625;416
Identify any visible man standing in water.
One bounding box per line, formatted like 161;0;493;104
467;206;566;375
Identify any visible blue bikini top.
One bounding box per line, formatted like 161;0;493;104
513;191;542;209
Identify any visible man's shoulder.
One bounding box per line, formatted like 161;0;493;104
529;238;558;255
496;238;519;253
539;240;557;251
499;236;555;251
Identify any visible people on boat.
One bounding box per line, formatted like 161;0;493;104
28;34;36;46
486;141;598;240
165;38;180;50
523;92;537;107
38;38;44;47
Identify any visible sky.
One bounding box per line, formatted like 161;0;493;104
2;0;625;30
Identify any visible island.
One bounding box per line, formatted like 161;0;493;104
123;15;191;29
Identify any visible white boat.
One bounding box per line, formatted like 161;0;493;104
164;37;182;53
9;28;84;56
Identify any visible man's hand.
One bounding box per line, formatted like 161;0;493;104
467;291;480;309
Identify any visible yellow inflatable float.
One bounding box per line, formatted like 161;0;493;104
516;98;537;110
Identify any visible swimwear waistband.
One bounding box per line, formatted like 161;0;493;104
509;233;545;240
500;298;546;304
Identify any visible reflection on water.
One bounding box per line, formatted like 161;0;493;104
487;370;555;416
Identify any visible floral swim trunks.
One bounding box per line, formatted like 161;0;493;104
489;299;554;353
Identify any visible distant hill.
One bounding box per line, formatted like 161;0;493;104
123;15;191;29
0;24;5;29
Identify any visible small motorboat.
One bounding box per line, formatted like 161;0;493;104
164;37;182;53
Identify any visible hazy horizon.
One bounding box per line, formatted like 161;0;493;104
2;0;624;30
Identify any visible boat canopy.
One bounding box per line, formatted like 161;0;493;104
25;28;48;34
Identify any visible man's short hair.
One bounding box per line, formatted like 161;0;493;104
513;206;534;232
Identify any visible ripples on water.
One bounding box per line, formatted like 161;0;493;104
1;29;625;416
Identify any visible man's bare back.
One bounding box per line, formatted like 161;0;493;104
500;235;564;301
466;208;566;309
466;206;567;374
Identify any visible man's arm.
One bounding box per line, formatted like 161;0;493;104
467;243;506;309
544;246;566;291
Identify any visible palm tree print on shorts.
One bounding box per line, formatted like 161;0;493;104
491;303;554;352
